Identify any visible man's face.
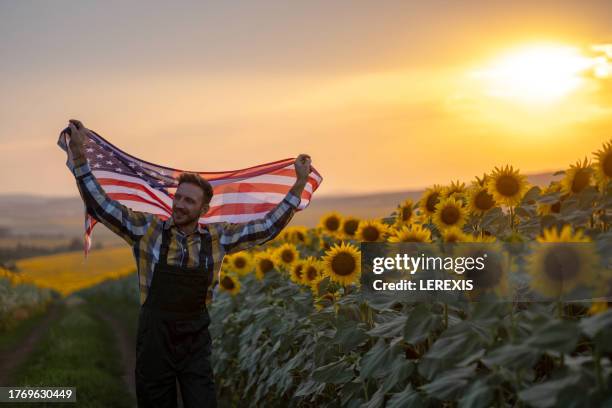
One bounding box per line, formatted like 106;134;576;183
172;182;209;226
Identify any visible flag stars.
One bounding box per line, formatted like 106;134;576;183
106;160;113;165
115;168;123;172
96;154;104;159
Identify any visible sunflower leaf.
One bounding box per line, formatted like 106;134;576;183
403;304;443;344
481;343;540;371
312;358;354;384
420;364;477;400
579;309;612;338
386;384;424;408
359;338;402;380
525;320;579;353
367;313;407;338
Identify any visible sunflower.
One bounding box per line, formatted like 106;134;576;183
466;182;496;216
388;224;432;243
588;301;609;315
219;273;241;296
560;158;593;195
442;180;467;200
458;243;509;298
314;292;340;311
441;227;471;243
536;183;563;216
394;199;418;226
593;139;612;188
467;233;497;243
487;165;529;207
301;257;323;286
356;220;389;242
285;226;310;246
319;212;343;236
290;260;307;284
419;185;444;217
433;197;468;231
340;216;361;239
322;242;361;285
274;243;300;270
227;252;253;276
254;251;276;280
527;225;599;297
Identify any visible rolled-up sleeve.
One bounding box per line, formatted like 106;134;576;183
217;192;301;254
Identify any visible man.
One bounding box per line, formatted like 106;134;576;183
65;119;312;407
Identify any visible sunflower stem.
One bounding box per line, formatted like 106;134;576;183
595;351;605;390
443;302;449;329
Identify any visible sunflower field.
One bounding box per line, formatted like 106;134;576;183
209;140;612;407
0;267;57;332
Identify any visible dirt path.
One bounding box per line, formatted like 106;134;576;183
0;302;61;386
92;308;137;398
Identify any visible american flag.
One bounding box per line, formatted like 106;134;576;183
57;128;323;255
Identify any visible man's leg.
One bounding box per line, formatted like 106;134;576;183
136;369;178;408
135;308;179;408
177;329;217;408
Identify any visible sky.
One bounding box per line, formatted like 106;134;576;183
1;0;611;197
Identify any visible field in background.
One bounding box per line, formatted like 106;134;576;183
14;247;135;296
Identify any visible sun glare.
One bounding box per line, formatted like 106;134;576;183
473;44;594;104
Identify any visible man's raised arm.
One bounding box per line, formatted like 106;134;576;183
66;119;153;247
216;154;312;255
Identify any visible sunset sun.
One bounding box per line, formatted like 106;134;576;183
473;44;594;104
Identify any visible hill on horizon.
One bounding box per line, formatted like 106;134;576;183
0;171;561;249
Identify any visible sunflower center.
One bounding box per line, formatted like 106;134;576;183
543;245;580;282
426;192;440;213
603;154;612;178
306;266;318;281
445;233;459;243
441;206;460;225
325;217;340;231
362;226;380;241
221;276;235;290
295;231;305;242
465;254;502;289
474;190;495;211
281;250;295;263
294;264;304;279
331;252;356;276
401;206;412;222
343;220;359;236
496;175;520;197
234;257;246;269
571;169;590;193
550;201;561;213
260;259;274;273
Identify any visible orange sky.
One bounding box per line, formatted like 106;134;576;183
1;1;611;197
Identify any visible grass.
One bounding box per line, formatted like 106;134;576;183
9;301;135;408
0;306;51;353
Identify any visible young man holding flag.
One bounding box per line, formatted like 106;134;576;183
63;119;315;408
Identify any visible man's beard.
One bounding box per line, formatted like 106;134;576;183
173;210;197;226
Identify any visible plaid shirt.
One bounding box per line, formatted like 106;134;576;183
71;155;301;306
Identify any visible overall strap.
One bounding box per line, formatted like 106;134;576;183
158;225;172;266
199;225;213;280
